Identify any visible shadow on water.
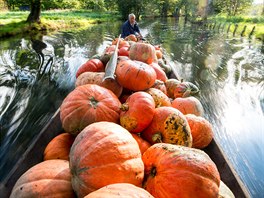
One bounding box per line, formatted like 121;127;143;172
0;18;263;197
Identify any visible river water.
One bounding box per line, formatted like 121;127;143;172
0;18;263;197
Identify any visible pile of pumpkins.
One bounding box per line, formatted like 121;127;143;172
10;34;234;198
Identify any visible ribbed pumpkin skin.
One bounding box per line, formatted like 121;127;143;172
75;72;123;97
85;183;154;198
131;134;151;155
116;60;156;91
43;133;75;161
76;59;104;78
141;107;192;147
70;122;144;197
129;43;157;64
172;96;204;116
125;34;138;42
145;88;171;108
120;92;155;133
10;160;75;198
60;84;121;135
142;143;220;198
185;114;213;149
149;63;167;82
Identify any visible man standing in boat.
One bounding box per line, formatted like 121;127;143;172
121;13;143;40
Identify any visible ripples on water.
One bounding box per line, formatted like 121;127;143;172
0;18;263;197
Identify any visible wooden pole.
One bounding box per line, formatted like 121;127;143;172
227;24;231;33
241;25;247;37
233;24;238;37
249;26;255;39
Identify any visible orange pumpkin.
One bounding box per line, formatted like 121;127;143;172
60;84;121;135
116;59;156;91
152;80;167;95
165;78;181;98
174;81;200;98
149;62;167;82
105;45;116;55
120;92;155;133
75;72;123;97
70;122;144;197
171;96;204;116
125;34;138;42
131;134;151;155
129;43;157;64
145;88;171;108
156;50;163;59
141;107;192;147
76;59;104;78
185;114;213;149
142;143;220;198
118;46;130;56
10;160;74;198
43;133;75;161
84;183;154;198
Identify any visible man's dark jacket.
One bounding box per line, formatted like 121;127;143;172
121;20;140;38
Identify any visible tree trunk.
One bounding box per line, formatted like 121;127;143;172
26;0;41;23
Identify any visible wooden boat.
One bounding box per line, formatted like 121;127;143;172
0;40;251;198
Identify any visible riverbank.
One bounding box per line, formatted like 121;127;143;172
208;15;264;40
0;10;120;38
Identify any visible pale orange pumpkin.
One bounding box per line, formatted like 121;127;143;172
165;78;181;98
70;122;144;197
75;72;123;97
129;43;157;64
84;183;154;198
171;96;204;116
185;114;214;149
149;62;167;82
10;160;74;198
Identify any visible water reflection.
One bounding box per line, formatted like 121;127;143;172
0;18;263;197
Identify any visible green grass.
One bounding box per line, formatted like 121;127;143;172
208;15;264;40
0;10;120;38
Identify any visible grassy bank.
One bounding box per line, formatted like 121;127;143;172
208;15;264;40
0;10;120;38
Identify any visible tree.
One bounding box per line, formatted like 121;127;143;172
211;0;253;15
26;0;41;23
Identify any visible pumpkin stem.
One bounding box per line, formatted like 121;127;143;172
90;97;98;108
152;133;163;143
150;166;157;177
120;103;129;111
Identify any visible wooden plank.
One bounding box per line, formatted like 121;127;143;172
0;109;63;197
204;139;250;198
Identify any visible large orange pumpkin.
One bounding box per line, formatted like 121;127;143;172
145;88;171;108
120;92;155;133
70;122;144;197
142;143;221;198
115;59;156;91
118;46;130;56
149;62;167;82
172;96;204;116
131;134;151;155
141;107;192;147
129;43;157;64
43;133;75;161
10;160;74;198
60;84;121;135
165;78;181;98
75;72;123;97
76;59;104;78
85;183;153;198
185;114;214;149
